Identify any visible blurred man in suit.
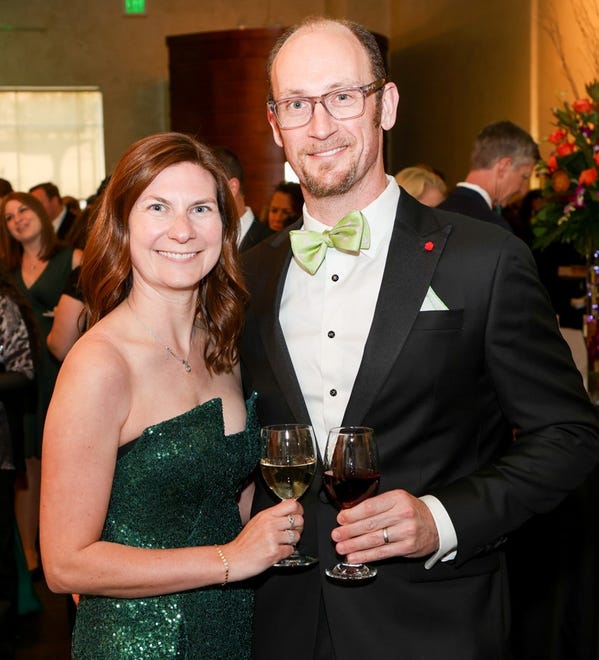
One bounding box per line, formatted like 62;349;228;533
212;147;273;252
29;182;85;247
240;16;599;660
438;120;539;232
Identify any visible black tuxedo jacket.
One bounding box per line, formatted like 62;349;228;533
241;191;599;659
56;209;79;241
439;185;513;232
239;215;273;253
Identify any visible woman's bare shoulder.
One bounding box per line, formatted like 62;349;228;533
63;320;129;378
55;317;132;419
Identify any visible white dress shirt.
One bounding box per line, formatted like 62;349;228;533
279;175;457;568
53;205;68;233
237;207;255;246
280;179;395;454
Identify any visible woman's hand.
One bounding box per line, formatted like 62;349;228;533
224;499;304;581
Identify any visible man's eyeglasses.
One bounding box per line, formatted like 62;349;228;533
268;78;387;129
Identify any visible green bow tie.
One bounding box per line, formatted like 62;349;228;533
289;210;371;275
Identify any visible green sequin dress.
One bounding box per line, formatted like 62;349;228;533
71;395;259;659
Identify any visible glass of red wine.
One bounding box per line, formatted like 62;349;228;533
260;424;318;567
323;426;380;581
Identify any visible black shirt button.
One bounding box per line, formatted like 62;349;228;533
330;389;337;397
327;330;335;338
332;274;339;282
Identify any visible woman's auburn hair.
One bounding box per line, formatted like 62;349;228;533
0;192;60;270
81;132;248;375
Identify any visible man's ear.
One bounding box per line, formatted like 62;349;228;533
495;157;513;178
228;177;241;198
380;82;400;131
267;108;284;148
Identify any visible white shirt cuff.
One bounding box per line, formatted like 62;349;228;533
419;494;458;570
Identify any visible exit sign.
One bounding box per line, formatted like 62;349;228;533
124;0;146;15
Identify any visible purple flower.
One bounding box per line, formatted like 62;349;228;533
572;185;587;209
581;125;593;139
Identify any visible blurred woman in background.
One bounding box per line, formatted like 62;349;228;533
0;192;82;574
264;181;304;231
394;165;447;207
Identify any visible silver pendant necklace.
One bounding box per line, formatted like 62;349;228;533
127;299;193;373
166;346;192;373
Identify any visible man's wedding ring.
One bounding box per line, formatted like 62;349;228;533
382;527;390;544
288;514;295;529
287;529;295;544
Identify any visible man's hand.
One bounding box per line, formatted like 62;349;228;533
330;490;439;564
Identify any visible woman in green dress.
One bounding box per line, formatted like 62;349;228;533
39;133;304;659
0;192;82;573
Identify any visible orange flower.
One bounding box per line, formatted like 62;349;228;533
594;153;599;168
551;169;571;193
548;128;568;144
572;98;593;114
579;168;598;186
547;155;558;172
556;141;575;157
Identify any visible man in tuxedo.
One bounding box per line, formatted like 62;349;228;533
29;181;85;247
212;146;273;252
240;16;599;660
438;120;538;232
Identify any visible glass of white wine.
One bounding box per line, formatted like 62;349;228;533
260;424;318;567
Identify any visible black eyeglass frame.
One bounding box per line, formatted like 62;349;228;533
267;78;387;129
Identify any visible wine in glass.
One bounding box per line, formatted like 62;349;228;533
260;424;318;567
323;426;380;581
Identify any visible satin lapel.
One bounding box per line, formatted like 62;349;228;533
256;224;312;425
342;194;452;425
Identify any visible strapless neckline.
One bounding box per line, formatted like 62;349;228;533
118;393;257;459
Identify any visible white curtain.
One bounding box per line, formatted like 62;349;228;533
0;87;105;201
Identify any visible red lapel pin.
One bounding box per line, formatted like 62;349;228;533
424;241;434;251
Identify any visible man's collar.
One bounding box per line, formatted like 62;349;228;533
302;176;399;231
53;205;68;231
300;176;398;257
239;206;254;225
237;206;255;243
456;182;493;209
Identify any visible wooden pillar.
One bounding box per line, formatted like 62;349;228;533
166;27;286;215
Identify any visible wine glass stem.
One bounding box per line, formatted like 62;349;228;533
341;557;360;566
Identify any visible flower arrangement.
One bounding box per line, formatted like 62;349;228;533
533;80;599;257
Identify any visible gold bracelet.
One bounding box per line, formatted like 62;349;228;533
214;545;229;586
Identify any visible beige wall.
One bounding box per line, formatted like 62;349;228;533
1;0;318;185
535;0;599;160
389;0;533;186
1;0;389;196
1;0;594;198
389;0;598;186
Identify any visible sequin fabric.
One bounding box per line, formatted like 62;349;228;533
71;395;259;659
